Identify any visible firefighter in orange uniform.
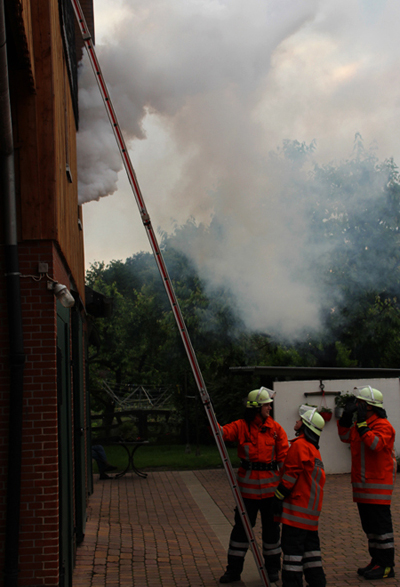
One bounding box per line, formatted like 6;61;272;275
338;386;396;580
218;387;289;585
273;406;326;587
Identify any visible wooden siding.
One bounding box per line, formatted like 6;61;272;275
11;0;85;298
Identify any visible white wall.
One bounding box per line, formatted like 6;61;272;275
273;378;400;474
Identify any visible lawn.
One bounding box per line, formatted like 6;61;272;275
93;443;240;472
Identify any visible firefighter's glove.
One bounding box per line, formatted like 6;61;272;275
272;492;284;518
344;397;358;414
273;484;291;517
275;487;286;500
357;422;370;436
357;402;368;423
272;496;283;518
356;402;370;436
356;418;370;436
339;398;357;427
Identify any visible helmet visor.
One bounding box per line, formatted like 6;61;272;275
354;385;373;397
299;404;317;418
255;387;275;401
354;385;383;407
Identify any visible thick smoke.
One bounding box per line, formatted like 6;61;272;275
78;0;400;338
77;0;319;203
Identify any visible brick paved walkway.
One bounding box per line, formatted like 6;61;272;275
73;470;400;587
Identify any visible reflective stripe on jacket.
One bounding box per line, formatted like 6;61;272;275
338;413;396;505
275;434;325;531
221;414;289;500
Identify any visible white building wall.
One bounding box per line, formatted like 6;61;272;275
273;378;400;474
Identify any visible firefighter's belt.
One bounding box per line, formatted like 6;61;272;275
240;459;278;471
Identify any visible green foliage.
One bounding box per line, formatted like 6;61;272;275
334;392;354;408
310;145;400;300
93;444;241;472
335;295;400;367
86;135;400;438
276;135;400;368
335;342;357;367
86;250;251;434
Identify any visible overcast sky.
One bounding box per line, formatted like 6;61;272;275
80;0;400;336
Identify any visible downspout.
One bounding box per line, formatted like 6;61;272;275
0;1;26;586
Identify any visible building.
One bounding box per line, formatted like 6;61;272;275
0;0;95;585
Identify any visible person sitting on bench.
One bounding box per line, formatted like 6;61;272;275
92;444;117;479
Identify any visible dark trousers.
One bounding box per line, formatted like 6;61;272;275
92;445;108;474
226;497;281;576
357;503;395;567
281;524;326;587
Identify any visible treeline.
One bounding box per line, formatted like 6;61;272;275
86;137;400;438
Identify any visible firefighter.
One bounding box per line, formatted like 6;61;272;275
273;406;326;587
218;387;289;584
337;385;396;580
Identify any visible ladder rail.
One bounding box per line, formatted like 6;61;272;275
71;3;271;584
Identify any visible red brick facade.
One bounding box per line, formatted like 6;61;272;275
0;239;89;586
0;1;93;585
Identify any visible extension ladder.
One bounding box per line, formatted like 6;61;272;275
71;2;271;584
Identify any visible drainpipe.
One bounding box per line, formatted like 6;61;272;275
0;1;26;586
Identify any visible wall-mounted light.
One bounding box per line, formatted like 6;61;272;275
19;264;76;308
49;282;75;308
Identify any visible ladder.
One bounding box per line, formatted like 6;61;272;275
71;2;271;584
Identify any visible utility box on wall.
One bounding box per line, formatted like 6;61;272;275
273;378;400;474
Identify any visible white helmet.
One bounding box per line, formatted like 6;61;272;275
299;405;325;436
354;386;383;408
246;387;275;408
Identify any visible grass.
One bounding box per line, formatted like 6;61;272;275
93;443;240;472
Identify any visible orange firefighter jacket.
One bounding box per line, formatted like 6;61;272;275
337;413;396;505
220;414;289;500
275;434;325;531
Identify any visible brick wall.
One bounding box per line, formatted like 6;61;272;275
0;240;82;586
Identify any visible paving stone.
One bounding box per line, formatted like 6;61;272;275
73;470;400;587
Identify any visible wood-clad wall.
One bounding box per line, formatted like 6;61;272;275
10;0;85;297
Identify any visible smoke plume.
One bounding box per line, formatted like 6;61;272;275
78;0;400;337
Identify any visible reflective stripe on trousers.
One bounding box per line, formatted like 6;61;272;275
226;497;281;575
281;525;326;587
357;503;395;567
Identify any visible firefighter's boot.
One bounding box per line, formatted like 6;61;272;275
219;570;241;583
357;561;374;576
219;555;243;584
364;565;395;580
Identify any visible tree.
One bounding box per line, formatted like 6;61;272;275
306;137;400;366
86;136;400;441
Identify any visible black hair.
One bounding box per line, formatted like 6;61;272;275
303;423;320;448
243;407;260;426
372;406;387;419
